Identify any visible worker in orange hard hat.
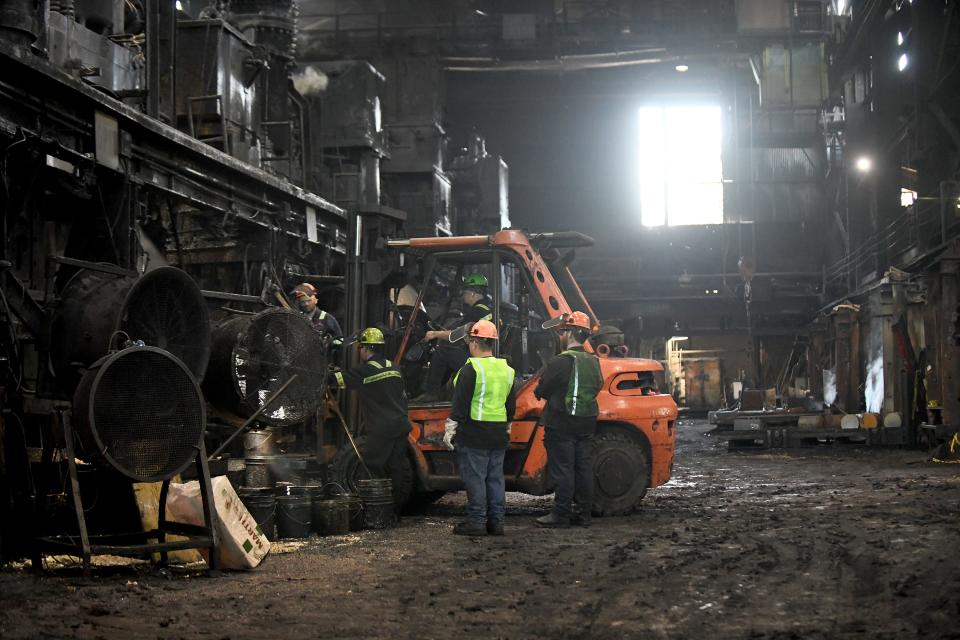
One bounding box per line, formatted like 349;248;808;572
291;282;342;339
535;311;602;528
444;319;518;536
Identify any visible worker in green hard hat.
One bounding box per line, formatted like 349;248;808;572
411;273;494;404
331;327;411;494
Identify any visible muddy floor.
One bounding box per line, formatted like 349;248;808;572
2;420;959;639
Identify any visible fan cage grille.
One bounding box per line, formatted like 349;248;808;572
88;348;205;482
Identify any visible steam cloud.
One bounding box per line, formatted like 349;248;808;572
292;66;329;96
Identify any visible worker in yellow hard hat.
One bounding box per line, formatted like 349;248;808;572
412;273;494;404
331;327;410;495
535;311;601;529
444;320;518;536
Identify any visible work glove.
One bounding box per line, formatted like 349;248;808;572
443;418;458;451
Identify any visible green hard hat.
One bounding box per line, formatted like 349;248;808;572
358;327;385;345
462;273;488;288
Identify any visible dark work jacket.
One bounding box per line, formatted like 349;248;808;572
464;297;494;324
450;361;518;450
534;346;600;435
333;356;410;438
308;308;343;338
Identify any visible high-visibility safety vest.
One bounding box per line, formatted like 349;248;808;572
562;350;602;417
455;356;515;422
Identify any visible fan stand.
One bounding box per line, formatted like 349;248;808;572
32;410;221;578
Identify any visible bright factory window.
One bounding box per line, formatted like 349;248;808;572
638;105;724;227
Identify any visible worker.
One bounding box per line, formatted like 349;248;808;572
534;311;601;528
291;282;343;339
331;327;411;486
443;320;517;536
411;273;493;403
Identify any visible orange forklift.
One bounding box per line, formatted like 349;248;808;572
332;229;677;516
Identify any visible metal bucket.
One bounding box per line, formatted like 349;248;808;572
244;455;274;488
342;495;364;531
323;484;363;531
243;429;276;456
237;487;276;541
312;499;350;536
358;478;395;530
276;494;312;539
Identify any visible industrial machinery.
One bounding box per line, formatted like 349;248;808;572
332;230;678;516
0;0;668;564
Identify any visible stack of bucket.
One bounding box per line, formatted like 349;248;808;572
236;436;395;538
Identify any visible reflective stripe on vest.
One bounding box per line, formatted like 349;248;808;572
474;302;493;322
455;357;515;422
562;350;601;417
363;359;399;384
363;370;402;384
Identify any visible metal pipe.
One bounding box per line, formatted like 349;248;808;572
385;235;489;249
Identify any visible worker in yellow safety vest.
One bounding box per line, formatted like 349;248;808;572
443;319;518;536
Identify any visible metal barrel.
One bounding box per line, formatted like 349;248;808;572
243;429;276;456
243;455;274;489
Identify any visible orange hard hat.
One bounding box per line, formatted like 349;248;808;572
468;319;499;340
292;283;317;299
563;311;592;331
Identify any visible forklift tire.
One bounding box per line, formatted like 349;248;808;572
591;430;650;517
329;436;414;511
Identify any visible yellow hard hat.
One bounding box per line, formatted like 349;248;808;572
358;327;385;345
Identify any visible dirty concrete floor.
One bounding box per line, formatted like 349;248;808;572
2;420;959;639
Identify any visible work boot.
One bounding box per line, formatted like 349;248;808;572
453;521;487;536
486;521;504;536
570;513;592;528
410;391;441;404
534;513;570;528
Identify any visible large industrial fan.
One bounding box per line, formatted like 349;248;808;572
51;266;210;389
205;308;328;425
35;345;219;575
72;346;206;482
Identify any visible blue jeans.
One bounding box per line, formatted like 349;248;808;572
457;446;506;526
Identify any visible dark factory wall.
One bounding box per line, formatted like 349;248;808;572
447;66;822;348
447;65;722;236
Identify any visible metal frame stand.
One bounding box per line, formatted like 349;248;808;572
32;410;220;577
